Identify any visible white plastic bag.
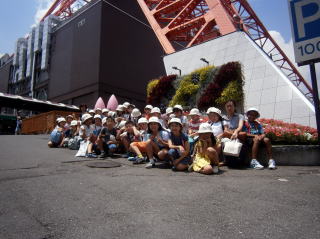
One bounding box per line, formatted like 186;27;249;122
75;140;89;157
223;139;243;157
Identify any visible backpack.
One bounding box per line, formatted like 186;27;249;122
68;136;81;150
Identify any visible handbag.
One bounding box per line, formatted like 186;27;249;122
223;139;243;157
75;140;89;157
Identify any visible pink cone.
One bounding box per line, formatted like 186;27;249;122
107;94;118;111
94;97;106;110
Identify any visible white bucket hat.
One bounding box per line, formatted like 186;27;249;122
166;107;173;115
116;105;124;111
246;107;260;118
118;120;127;129
198;123;213;134
131;108;142;118
189;108;201;116
70;120;78;126
108;111;116;117
81;113;93;123
148;116;161;124
168;117;182;126
57;117;66;124
95;108;102;112
206;107;222;117
173;105;183;111
102;117;107;125
66;115;74;119
144;105;153;110
94;114;102;119
102;108;109;113
151;107;161;114
123;102;130;108
89;109;95;114
138;117;148;124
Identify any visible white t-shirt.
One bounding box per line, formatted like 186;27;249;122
79;125;93;138
209;121;227;137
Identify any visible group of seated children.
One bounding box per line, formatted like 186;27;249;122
48;100;276;174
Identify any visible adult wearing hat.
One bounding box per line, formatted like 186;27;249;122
243;108;276;170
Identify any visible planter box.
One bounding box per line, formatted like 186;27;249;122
256;145;320;166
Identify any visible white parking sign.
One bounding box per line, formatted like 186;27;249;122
288;0;320;66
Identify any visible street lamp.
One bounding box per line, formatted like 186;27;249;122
172;66;181;76
200;58;209;65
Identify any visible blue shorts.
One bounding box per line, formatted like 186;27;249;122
168;148;191;165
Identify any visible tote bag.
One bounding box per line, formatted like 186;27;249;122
223;139;243;157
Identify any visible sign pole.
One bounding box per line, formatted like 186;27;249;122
309;62;320;144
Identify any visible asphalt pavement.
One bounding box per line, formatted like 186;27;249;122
0;135;320;239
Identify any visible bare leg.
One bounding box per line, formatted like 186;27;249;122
130;143;142;156
175;163;188;171
48;141;53;148
87;142;93;154
158;149;168;161
199;165;214;175
252;138;260;159
263;137;273;159
121;137;130;152
206;147;219;166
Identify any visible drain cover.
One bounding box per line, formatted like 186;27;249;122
86;161;121;168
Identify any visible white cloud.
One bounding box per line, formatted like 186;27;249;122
34;0;55;24
0;53;3;58
268;30;320;92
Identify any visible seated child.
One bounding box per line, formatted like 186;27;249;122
167;118;191;171
79;113;96;158
173;105;188;134
97;116;118;158
130;108;142;125
48;117;66;148
191;123;220;174
67;120;81;150
64;115;74;138
150;107;165;127
129;117;149;164
242;108;276;170
117;120;140;157
143;105;153;119
188;108;203;137
145;116;170;169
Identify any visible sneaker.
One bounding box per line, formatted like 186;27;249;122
86;153;97;158
133;157;145;164
128;156;136;161
250;159;264;170
99;152;106;159
145;162;155;169
268;159;276;170
213;166;219;174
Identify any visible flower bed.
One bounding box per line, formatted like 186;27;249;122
146;62;243;110
259;118;318;145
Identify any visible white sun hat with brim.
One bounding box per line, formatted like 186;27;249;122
246;107;260;118
189;108;201;116
102;117;107;125
173;104;183;111
81;113;93;123
168;117;183;126
102;108;109;113
108;111;116;117
66;115;74;119
89;109;95;114
116;105;124;111
138;117;148;124
94;114;102;119
144;104;153;110
206;107;222;117
151;107;161;114
95;108;102;112
131;108;142;118
118;120;127;129
123;102;130;108
57;117;66;124
70;120;78;126
148;116;161;124
198;123;213;134
166;107;173;115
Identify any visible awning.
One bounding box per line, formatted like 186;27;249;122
0;92;80;112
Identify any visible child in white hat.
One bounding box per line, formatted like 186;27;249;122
243;108;276;170
191;123;220;174
48;117;66;148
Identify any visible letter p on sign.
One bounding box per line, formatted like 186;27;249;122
289;0;320;65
